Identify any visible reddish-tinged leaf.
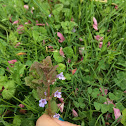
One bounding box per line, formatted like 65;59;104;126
72;68;77;75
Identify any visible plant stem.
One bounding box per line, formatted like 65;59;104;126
47;78;51;116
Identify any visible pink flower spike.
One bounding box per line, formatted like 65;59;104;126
93;24;98;31
12;20;19;25
72;109;78;117
48;46;53;49
31;10;33;14
24;5;29;10
93;17;98;26
79;38;83;41
67;58;71;63
17;25;24;34
57;103;64;113
8;60;17;64
57;32;65;43
107;42;110;47
99;88;108;96
99;42;103;48
59;47;65;57
58;98;64;103
124;91;126;93
94;35;103;41
18;104;25;108
104;98;116;107
36;23;45;26
113;108;121;121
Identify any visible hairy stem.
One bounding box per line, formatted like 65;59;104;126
47;78;51;116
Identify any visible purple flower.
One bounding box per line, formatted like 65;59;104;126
39;99;47;107
56;72;66;80
54;90;62;98
48;14;51;17
44;91;47;96
53;113;60;119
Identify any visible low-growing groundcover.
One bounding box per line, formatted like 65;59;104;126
0;0;126;126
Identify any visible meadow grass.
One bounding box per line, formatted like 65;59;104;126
0;0;126;126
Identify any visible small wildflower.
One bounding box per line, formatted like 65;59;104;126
99;88;108;96
79;38;83;41
104;98;116;107
72;109;78;117
18;104;25;108
107;42;110;47
94;35;103;41
12;20;19;25
57;103;64;113
44;91;47;96
39;99;47;107
56;72;66;80
58;98;64;103
8;60;17;64
53;113;60;119
17;25;24;34
48;14;51;17
67;58;71;63
79;47;85;55
99;42;103;48
93;17;98;31
24;5;29;10
15;42;21;48
54;90;62;98
72;27;76;32
36;23;45;26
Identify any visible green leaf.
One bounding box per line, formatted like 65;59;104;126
109;93;118;101
13;115;21;126
115;102;125;112
114;71;126;90
32;89;39;100
2;80;15;100
53;51;64;62
101;104;109;113
63;47;74;58
78;97;84;103
94;102;101;111
91;88;100;98
121;109;126;125
0;68;5;76
65;73;71;80
57;63;66;73
50;100;59;114
80;104;85;109
73;101;79;108
87;87;92;94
